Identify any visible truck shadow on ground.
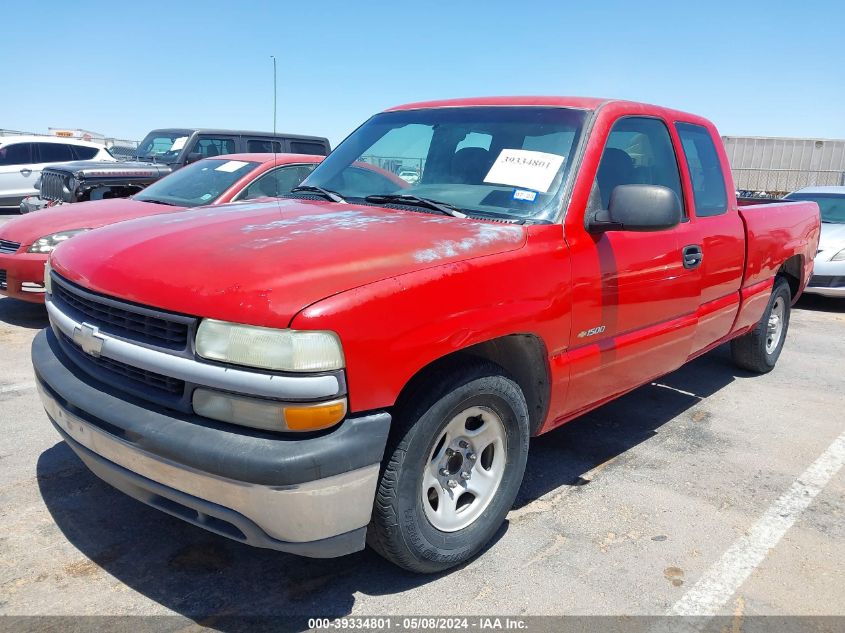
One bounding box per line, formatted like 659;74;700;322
0;296;49;329
514;344;753;508
36;343;751;630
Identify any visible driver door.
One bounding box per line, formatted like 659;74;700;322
561;115;702;416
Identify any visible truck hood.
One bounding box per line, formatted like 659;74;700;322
44;160;173;178
0;198;184;248
819;223;845;252
50;199;528;327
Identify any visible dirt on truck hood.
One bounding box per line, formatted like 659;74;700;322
50;198;527;327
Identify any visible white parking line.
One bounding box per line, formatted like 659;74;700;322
0;381;36;394
651;382;702;399
669;429;845;617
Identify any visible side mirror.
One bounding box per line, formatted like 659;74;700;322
185;152;203;165
589;184;682;232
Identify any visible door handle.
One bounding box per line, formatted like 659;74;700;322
20;168;32;176
682;244;703;269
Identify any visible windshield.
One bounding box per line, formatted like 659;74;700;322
785;193;845;223
134;158;258;207
301;106;587;220
135;131;191;163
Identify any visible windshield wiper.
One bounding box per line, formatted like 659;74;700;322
138;198;180;206
365;194;467;218
290;185;346;203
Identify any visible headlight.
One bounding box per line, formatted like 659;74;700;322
831;248;845;262
27;229;90;253
68;176;78;191
195;319;344;372
44;259;53;294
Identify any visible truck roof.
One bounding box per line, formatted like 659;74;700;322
386;96;707;123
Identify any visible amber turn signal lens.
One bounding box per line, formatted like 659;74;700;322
284;399;348;431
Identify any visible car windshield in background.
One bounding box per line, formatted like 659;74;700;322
786;194;845;223
135;132;191;163
301;106;587;220
134;159;258;207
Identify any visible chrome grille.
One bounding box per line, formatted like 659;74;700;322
0;239;21;253
59;331;185;395
40;171;71;203
51;274;194;350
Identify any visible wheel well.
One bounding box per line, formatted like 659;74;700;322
777;255;803;300
393;334;551;436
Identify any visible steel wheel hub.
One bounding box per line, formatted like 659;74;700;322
421;406;507;532
766;296;785;354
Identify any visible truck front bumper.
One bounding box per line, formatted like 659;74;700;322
32;329;391;558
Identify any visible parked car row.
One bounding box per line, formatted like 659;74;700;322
18;127;330;212
2;96;823;574
0;153;322;301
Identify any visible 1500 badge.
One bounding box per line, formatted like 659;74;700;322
577;325;606;338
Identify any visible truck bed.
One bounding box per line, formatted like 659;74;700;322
732;199;820;332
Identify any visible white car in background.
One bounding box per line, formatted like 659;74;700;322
0;136;115;210
398;168;421;184
784;186;845;298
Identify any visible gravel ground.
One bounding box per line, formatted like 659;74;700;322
0;210;843;631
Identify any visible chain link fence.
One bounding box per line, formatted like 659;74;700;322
732;168;845;197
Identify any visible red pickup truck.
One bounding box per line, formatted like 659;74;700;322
32;97;820;573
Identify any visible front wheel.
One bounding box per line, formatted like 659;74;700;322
368;362;530;573
731;276;792;373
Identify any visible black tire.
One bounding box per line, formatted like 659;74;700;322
367;361;530;573
731;276;791;373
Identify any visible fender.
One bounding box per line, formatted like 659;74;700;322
290;224;573;419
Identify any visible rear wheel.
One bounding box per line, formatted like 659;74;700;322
731;276;791;373
368;362;529;573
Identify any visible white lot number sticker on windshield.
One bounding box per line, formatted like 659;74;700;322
170;137;188;152
215;160;250;173
483;149;565;193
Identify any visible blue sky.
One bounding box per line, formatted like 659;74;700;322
2;0;843;146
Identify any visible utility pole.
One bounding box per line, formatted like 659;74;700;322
271;55;277;137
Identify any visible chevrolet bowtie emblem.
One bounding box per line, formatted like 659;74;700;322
72;323;106;357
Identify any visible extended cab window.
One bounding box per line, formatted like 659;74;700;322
0;143;33;166
676;122;728;217
35;143;74;163
238;164;317;200
596;117;684;212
